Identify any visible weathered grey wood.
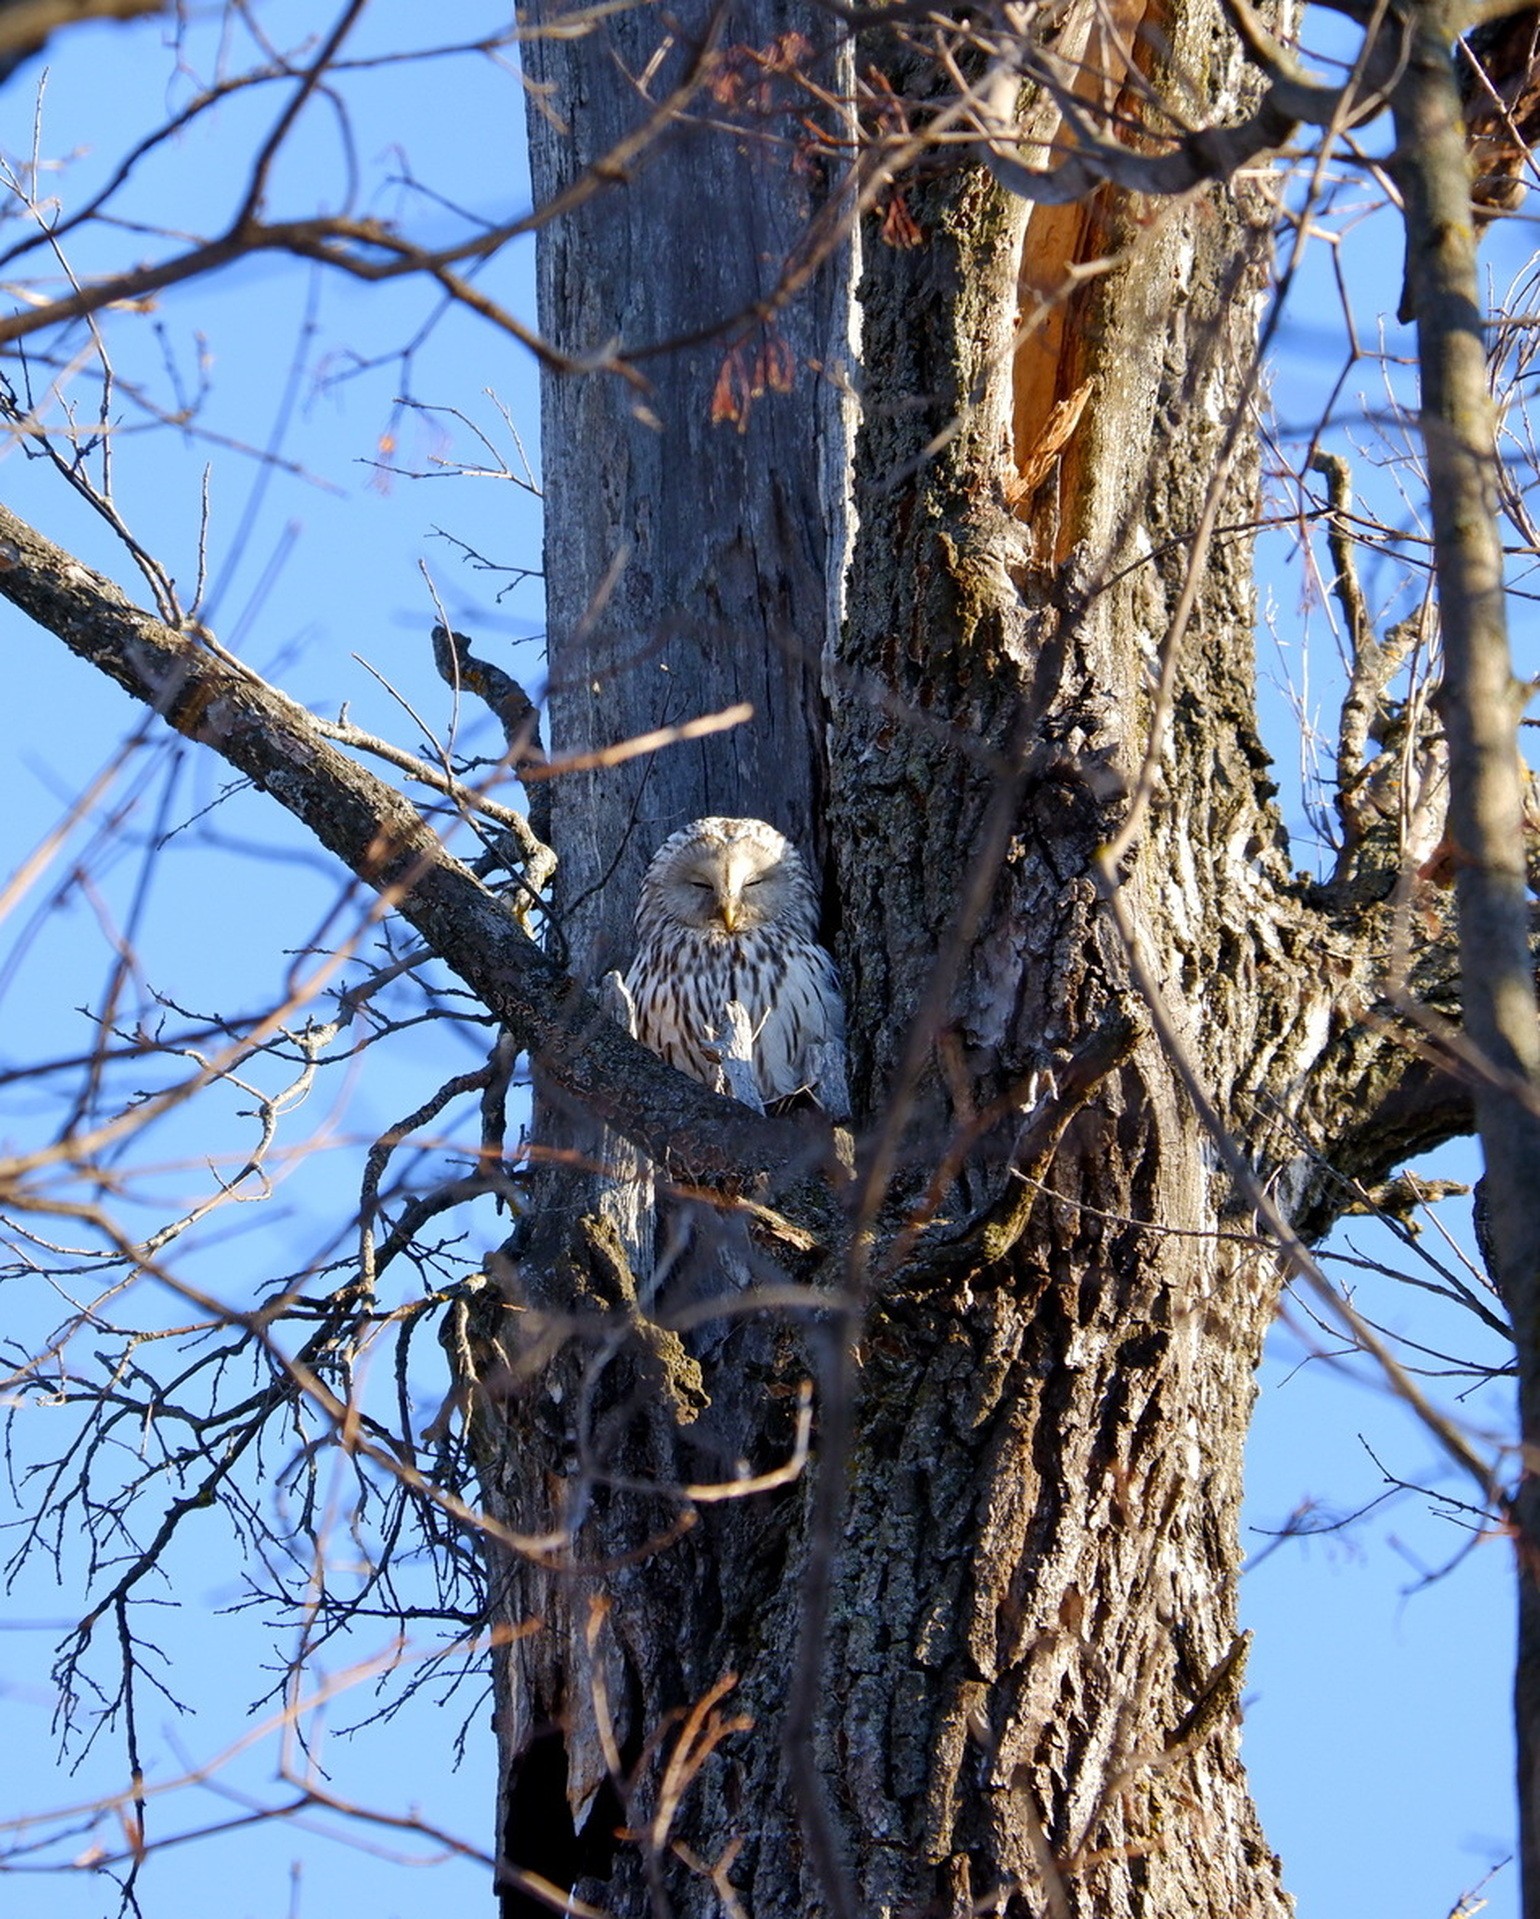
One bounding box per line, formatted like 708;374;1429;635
492;2;858;1909
522;0;856;973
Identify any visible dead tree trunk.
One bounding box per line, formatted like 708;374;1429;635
484;1;1485;1915
486;1;861;1910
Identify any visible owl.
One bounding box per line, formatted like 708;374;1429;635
624;817;849;1116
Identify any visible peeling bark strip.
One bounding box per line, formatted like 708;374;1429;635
0;500;809;1188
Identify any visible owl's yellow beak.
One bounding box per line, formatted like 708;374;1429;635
719;896;743;934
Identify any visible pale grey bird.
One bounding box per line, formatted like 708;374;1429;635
624;816;848;1115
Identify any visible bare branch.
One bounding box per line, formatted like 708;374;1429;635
0;499;821;1190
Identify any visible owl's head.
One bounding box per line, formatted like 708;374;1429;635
636;816;818;940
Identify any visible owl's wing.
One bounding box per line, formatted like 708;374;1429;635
759;940;850;1117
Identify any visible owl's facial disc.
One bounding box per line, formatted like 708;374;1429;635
713;846;779;934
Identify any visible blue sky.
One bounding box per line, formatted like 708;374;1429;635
0;5;1528;1915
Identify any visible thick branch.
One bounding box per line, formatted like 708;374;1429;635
0;502;812;1189
970;0;1412;204
1391;4;1540;1909
0;0;161;63
1393;7;1540;1347
974;86;1301;203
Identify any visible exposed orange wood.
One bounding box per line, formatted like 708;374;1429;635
1010;0;1171;557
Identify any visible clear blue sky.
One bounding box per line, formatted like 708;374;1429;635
0;6;1526;1916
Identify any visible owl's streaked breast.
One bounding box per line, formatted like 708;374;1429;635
624;817;847;1112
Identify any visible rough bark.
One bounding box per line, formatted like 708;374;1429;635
821;35;1295;1914
479;2;1492;1918
0;1;1521;1911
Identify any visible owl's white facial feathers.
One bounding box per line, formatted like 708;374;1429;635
636;819;816;942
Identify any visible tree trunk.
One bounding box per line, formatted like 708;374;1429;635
488;1;861;1910
0;3;1518;1910
816;31;1295;1913
484;0;1481;1914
